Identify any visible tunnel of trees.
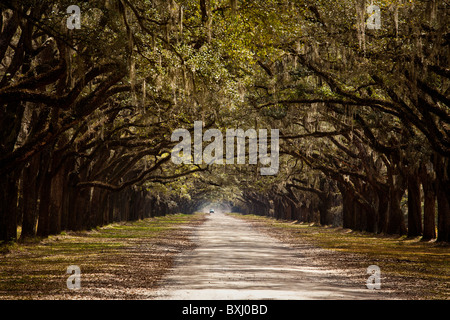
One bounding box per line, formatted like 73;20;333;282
0;0;449;244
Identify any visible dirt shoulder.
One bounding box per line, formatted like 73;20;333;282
229;213;450;300
0;213;206;300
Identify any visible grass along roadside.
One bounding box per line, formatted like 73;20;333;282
228;213;450;300
0;213;206;299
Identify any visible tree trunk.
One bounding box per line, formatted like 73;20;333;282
354;201;363;231
340;187;355;229
36;171;52;238
0;98;24;242
48;165;65;235
376;186;389;234
74;187;91;230
285;202;292;220
435;155;450;242
36;147;53;238
422;184;436;241
364;200;377;233
436;184;450;242
386;186;407;235
61;159;75;231
100;190;109;226
420;163;436;240
318;193;333;225
386;190;407;235
434;155;450;242
89;187;103;228
67;172;79;231
20;155;41;239
386;166;407;236
407;172;422;237
0;170;20;242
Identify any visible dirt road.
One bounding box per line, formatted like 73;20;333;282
153;212;388;300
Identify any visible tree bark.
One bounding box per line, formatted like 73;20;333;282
422;185;436;241
386;164;407;235
20;155;40;239
420;163;436;240
407;172;422;237
36;171;52;237
67;171;79;230
318;193;333;225
0;170;20;242
436;155;450;242
386;187;407;235
48;163;65;235
354;201;363;231
339;185;355;229
76;187;91;230
436;184;450;242
376;186;389;234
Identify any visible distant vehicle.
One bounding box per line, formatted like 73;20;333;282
209;209;214;214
